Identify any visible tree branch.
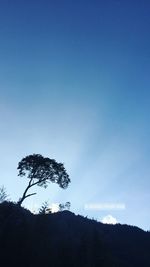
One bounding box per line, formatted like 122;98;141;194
25;192;37;198
29;178;47;187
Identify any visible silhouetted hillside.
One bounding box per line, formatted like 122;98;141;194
0;201;150;267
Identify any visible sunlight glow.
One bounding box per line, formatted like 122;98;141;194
50;203;59;213
101;215;117;225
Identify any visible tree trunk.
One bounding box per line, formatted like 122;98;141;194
17;179;36;206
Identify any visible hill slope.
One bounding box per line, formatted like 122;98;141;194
0;201;150;267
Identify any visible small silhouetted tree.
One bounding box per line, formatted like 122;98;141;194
59;203;65;211
65;201;71;210
59;201;71;211
17;154;70;206
39;201;51;214
0;186;9;203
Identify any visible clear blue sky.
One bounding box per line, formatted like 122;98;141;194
0;0;150;230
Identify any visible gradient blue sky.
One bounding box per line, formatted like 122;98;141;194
0;0;150;230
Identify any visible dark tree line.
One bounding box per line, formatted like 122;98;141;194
1;201;150;267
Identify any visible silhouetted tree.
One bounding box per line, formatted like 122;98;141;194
39;201;51;214
65;201;71;210
59;201;71;211
17;154;70;206
0;186;9;203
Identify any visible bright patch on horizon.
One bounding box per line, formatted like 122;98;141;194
50;203;59;213
101;215;117;225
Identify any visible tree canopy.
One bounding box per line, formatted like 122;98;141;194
17;154;70;206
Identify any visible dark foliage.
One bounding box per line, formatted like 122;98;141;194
59;201;71;211
39;201;51;214
0;186;9;203
0;201;150;267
